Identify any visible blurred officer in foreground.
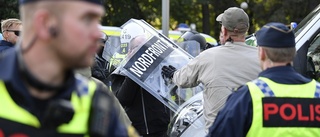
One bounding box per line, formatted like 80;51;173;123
0;18;22;52
0;0;138;136
207;22;320;137
162;7;260;132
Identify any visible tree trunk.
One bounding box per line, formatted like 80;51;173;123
202;3;210;34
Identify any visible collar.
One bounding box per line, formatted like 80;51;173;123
0;48;80;121
0;48;76;99
0;40;15;47
224;41;250;47
259;65;312;84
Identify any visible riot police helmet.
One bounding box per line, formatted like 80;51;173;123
120;22;145;44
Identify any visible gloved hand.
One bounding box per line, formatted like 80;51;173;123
161;65;177;79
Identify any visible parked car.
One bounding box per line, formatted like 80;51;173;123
293;4;320;79
244;4;320;79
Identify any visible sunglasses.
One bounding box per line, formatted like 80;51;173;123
5;30;20;36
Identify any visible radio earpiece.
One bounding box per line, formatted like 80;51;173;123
49;27;58;38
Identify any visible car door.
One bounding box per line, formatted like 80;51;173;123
293;4;320;78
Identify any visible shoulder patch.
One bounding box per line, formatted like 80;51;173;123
75;73;90;96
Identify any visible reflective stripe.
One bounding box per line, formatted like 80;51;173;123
109;53;127;70
252;79;275;97
315;82;320;98
58;75;96;133
253;78;320;98
0;81;40;127
0;74;96;135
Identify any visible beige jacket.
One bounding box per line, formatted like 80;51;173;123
172;42;261;130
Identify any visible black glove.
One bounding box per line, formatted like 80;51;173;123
161;65;177;79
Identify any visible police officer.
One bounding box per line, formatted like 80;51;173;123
0;0;138;136
107;22;142;73
207;22;320;137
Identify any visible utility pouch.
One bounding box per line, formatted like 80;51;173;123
89;84;113;137
42;99;74;129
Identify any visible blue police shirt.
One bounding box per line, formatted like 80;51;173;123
0;40;14;53
207;66;312;137
0;48;130;137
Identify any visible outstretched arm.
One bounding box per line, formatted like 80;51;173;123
172;56;202;88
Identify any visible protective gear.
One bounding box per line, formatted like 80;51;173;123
0;78;96;136
115;22;145;70
246;77;320;137
178;31;208;51
189;34;207;51
120;22;145;44
161;65;177;79
108;53;126;72
178;31;198;42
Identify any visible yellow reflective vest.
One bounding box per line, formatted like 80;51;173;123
0;77;96;136
109;53;127;71
246;77;320;137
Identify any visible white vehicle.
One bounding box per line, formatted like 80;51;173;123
293;4;320;79
244;4;320;79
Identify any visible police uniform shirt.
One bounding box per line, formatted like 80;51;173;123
207;65;312;137
0;40;15;53
0;48;130;137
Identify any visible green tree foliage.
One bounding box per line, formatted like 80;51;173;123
0;0;318;41
0;0;19;23
248;0;318;33
102;0;161;27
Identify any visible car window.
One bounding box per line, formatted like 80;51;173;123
308;33;320;52
307;32;320;80
295;5;320;36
